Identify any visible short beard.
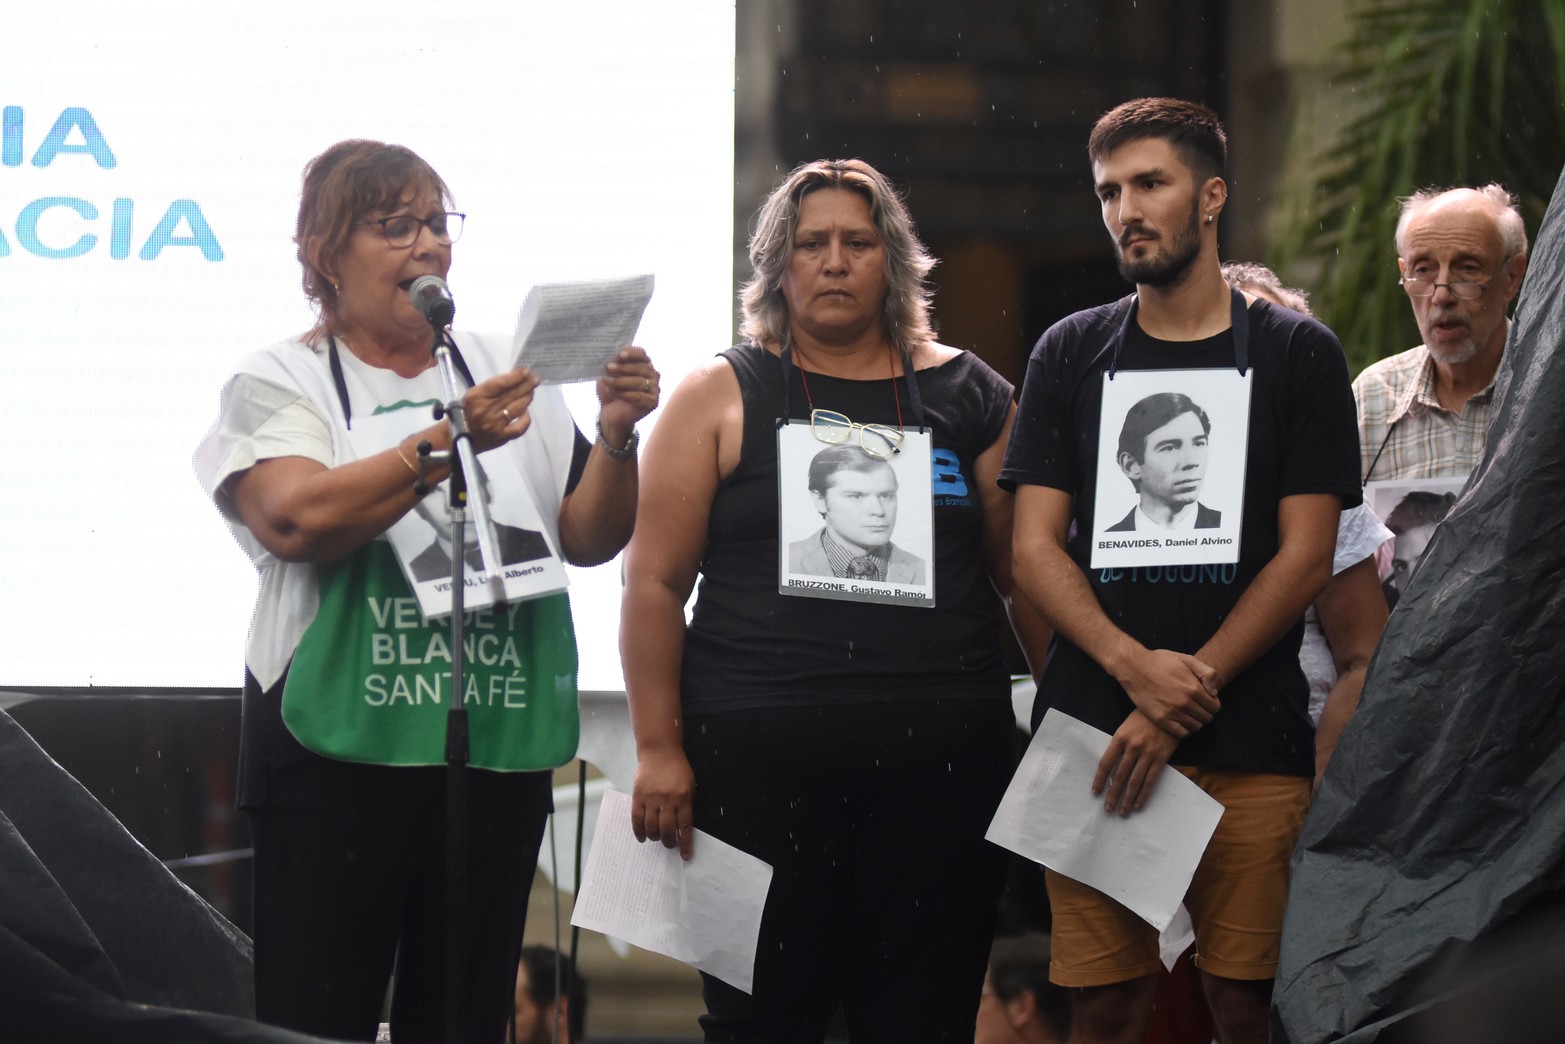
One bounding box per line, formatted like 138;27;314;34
1427;337;1480;366
1422;312;1481;365
1117;199;1202;288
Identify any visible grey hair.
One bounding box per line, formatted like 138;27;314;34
739;159;936;356
1220;260;1313;316
1395;184;1528;260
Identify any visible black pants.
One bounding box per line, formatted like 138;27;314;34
248;759;552;1043
686;698;1017;1043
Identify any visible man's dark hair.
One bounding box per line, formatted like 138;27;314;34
989;933;1071;1039
1386;489;1457;534
519;946;587;1040
1088;97;1228;185
1117;392;1211;467
807;443;895;496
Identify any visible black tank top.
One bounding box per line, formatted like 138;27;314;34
680;344;1015;715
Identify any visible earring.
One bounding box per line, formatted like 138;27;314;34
1206;214;1214;225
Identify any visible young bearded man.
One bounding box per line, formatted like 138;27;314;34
999;98;1361;1044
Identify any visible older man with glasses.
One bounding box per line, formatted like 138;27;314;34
1355;185;1530;485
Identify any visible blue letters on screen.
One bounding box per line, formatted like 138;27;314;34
2;106;223;261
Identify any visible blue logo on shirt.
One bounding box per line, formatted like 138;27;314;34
931;447;971;505
1099;564;1239;585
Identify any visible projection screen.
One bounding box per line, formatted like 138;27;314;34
0;2;736;692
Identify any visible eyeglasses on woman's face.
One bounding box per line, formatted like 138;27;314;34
360;211;466;249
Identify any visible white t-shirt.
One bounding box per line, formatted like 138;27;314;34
1300;502;1393;724
193;331;579;690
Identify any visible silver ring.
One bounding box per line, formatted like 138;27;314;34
501;407;513;422
642;378;651;393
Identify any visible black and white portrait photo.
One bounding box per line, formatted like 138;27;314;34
1365;477;1466;610
787;443;927;583
1091;368;1250;569
777;420;934;607
404;489;552;584
352;410;569;619
1106;392;1222;533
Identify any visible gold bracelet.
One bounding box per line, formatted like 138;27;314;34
395;441;419;477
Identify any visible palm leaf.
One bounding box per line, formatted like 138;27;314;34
1270;0;1565;374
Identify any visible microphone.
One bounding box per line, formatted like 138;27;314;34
408;275;456;329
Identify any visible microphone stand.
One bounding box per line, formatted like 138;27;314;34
409;321;504;1044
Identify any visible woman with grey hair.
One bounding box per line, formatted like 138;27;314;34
621;158;1051;1040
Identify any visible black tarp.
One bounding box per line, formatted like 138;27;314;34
1272;168;1565;1043
0;708;331;1042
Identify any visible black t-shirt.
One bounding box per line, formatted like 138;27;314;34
999;295;1362;775
680;344;1015;715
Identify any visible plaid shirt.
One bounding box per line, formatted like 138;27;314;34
1352;344;1498;483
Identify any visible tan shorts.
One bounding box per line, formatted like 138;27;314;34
1046;767;1311;987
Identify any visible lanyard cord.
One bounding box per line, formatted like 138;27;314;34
1362;419;1400;487
777;341;926;431
792;341;904;430
327;332;476;428
1107;287;1251;380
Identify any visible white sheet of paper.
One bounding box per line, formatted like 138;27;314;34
986;709;1224;931
1159;904;1196;971
536;776;611;896
535;775;630;957
571;789;772;993
512;274;655;383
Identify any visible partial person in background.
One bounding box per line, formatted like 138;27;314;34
622;157;1052;1041
1221;261;1390;784
196;139;657;1042
976;934;1071;1044
1355;184;1528;485
514;945;587;1044
1217;261;1309;316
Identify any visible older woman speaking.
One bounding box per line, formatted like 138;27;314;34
196;139;657;1042
622;158;1051;1040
